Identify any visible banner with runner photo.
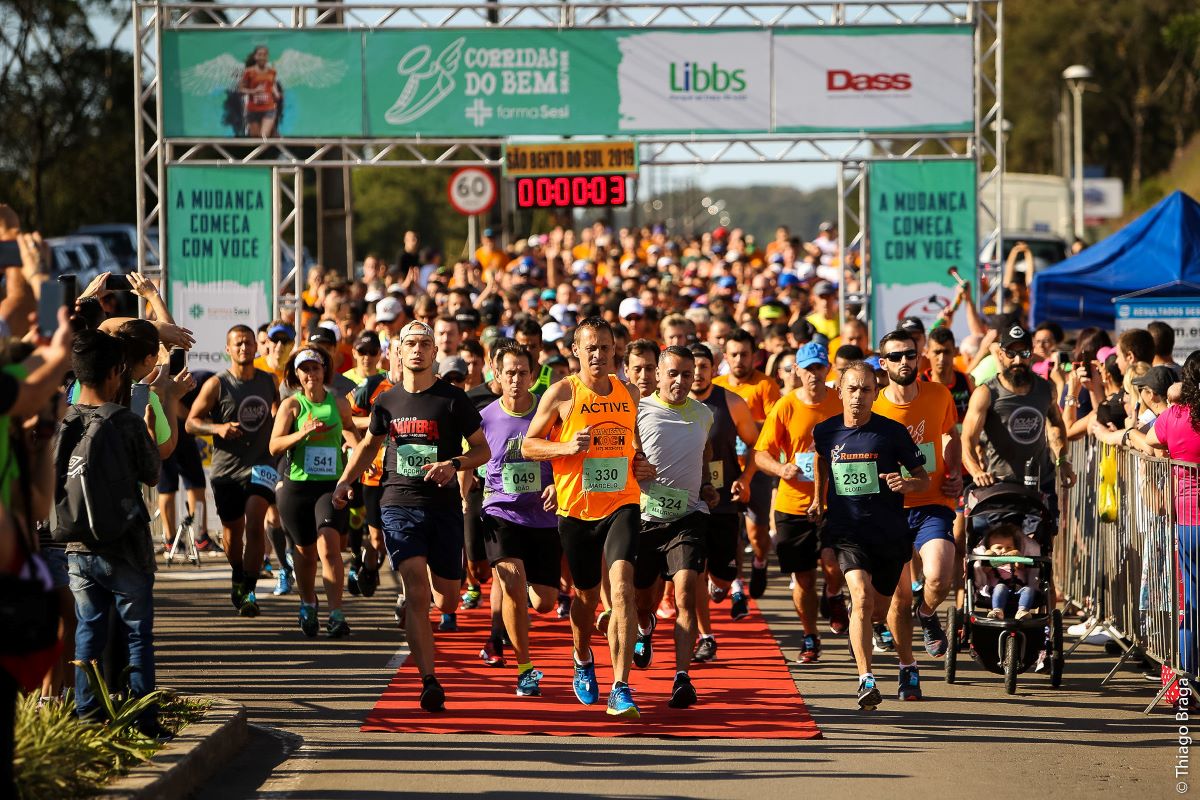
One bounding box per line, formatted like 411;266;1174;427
166;166;273;371
868;160;977;339
161;29;364;137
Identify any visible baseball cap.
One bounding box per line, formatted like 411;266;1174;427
758;303;785;322
540;288;556;301
1096;345;1117;364
770;253;786;265
267;323;295;342
354;330;381;353
778;272;800;289
375;296;403;323
725;251;742;262
819;220;835;232
542;320;565;343
899;316;926;335
483;228;495;238
864;355;883;370
364;288;383;304
455;307;481;331
619;297;645;319
999;323;1032;348
1132;365;1175;397
398;320;434;342
713;226;728;240
811;280;836;297
796;341;830;370
308;327;337;346
716;275;737;289
294;349;324;369
438;356;469;380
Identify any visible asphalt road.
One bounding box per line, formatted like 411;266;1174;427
150;558;1178;799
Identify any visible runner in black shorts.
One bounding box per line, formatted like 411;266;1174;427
186;327;279;617
810;362;929;711
334;321;490;713
156;370;211;553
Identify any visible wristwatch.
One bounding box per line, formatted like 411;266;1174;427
450;457;463;471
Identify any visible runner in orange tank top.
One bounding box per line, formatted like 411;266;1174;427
523;318;655;719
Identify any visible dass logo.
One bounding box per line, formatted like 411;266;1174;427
826;70;912;92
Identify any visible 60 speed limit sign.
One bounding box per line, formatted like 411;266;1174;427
447;167;497;216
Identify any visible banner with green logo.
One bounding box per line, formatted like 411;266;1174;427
868;160;977;338
161;30;364;137
167;166;273;370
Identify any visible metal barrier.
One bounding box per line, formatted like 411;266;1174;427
1057;436;1195;712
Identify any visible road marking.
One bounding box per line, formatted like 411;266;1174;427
386;641;410;671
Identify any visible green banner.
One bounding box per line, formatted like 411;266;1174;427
162;30;364;137
167;166;273;371
868;160;977;337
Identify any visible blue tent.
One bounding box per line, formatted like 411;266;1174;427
1030;190;1200;329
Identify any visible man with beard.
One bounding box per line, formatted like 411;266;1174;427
872;331;962;701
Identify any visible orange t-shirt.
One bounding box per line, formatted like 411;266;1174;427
553;375;640;521
754;389;843;515
872;381;957;509
713;370;780;423
348;375;393;487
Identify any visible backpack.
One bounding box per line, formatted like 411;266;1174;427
52;402;150;545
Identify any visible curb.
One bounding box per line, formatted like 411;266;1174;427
99;697;247;800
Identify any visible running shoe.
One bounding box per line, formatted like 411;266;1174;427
919;608;949;658
238;592;260;618
730;591;749;621
480;639;506;667
797;634;821;663
749;563;768;599
633;617;656;669
555;592;572;619
693;636;718;663
162;538;175;555
346;568;361;596
818;591;829;619
230;583;245;610
572;659;599;705
606;682;641;718
668;673;698;709
273;570;292;596
394;594;407;630
420;675;446;712
358;566;378;598
299;603;318;638
656;593;677;621
327;609;351;639
461;586;482;610
828;593;849;635
516;668;544;697
261;560;274;579
438;612;458;632
857;675;882;711
898;665;922;701
597;609;612;638
708;580;728;603
1014;608;1033;621
872;623;895;654
195;535;222;554
911;578;925;595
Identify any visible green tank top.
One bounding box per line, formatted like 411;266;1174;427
289;391;344;482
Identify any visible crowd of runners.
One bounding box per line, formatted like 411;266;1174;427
2;206;1185;791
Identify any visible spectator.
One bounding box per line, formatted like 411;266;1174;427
805;281;840;341
1147;321;1181;375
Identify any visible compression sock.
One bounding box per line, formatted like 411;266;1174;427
490;612;506;649
348;527;364;571
518;661;534;675
267;526;290;574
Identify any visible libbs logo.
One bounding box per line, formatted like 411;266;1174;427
826;70;912;92
669;62;747;93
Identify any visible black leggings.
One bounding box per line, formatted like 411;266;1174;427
276;479;347;547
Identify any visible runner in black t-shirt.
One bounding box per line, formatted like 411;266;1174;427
810;362;929;711
333;321;489;713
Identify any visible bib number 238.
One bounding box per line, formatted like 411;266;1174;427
832;461;880;496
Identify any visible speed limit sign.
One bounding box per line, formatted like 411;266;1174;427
447;167;497;216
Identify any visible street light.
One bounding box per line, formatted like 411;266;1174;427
1062;64;1093;239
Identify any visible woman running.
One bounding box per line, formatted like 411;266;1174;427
240;45;280;137
271;346;360;638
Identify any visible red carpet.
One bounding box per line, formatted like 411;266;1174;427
362;600;821;739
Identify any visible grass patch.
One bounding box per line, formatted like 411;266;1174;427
13;662;210;800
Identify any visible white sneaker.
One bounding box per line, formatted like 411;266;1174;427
1066;618;1097;637
987;608;1005;620
1014;608;1032;621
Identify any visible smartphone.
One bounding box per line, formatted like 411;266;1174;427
130;382;151;420
1059;362;1074;373
104;273;134;291
168;347;187;375
38;278;65;337
0;240;20;268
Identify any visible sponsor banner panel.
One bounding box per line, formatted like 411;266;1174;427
1115;298;1200;364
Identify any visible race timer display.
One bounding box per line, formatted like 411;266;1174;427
514;175;629;209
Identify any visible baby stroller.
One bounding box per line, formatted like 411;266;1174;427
945;482;1065;694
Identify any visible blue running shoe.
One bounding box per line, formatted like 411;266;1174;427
606;682;641;718
730;591;749;621
461;586;481;609
438;612;458;632
273;569;292;596
516;668;544;697
347;568;361;596
918;609;948;658
633;617;655;669
857;675;882;710
872;623;895;654
572;659;599;705
299;602;318;638
898;665;922;701
238;592;260;618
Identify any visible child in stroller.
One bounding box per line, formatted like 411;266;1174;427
972;523;1040;621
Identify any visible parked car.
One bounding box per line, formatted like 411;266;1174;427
980;231;1071;278
74;224;160;270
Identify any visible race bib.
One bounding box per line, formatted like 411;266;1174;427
794;451;816;482
304;446;337;478
582;457;627;493
502;461;542;495
642;483;689;521
396;443;437;478
249;464;278;489
900;441;937;479
735;437;748;458
832;460;880;496
707;461;724;490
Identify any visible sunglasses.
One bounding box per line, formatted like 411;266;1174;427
883;350;918;363
780;364;795;373
1003;348;1032;360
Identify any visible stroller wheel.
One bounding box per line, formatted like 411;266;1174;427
944;606;961;684
1003;634;1019;695
1050;609;1065;688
